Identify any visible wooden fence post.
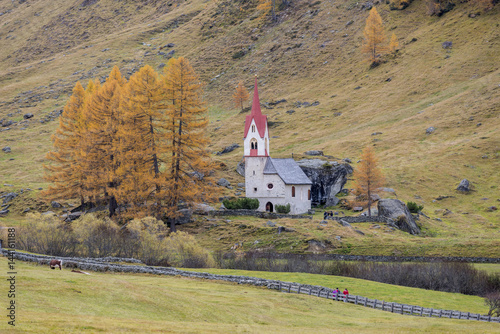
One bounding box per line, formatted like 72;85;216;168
298;285;301;294
439;309;442;318
279;282;281;291
410;306;414;315
355;295;358;305
373;299;377;308
391;303;394;313
317;288;321;297
382;301;385;311
467;312;470;320
288;284;291;293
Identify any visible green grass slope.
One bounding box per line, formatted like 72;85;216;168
0;0;499;253
0;257;497;333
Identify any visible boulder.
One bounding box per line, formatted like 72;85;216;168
296;159;353;207
304;150;323;156
426;127;435;135
378;199;420;235
51;201;62;208
217;143;239;155
236;158;245;176
456;179;471;192
2;147;11;153
217;178;230;187
1;192;17;204
23;113;34;119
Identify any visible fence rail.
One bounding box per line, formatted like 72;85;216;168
3;250;499;324
268;282;500;323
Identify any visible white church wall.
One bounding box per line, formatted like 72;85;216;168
243;119;269;156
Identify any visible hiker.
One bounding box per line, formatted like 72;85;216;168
323;211;328;220
343;288;349;296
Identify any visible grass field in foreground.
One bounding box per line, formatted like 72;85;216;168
0;258;498;333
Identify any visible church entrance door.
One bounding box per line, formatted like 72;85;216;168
266;202;273;212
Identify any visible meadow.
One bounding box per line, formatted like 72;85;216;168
0;257;499;333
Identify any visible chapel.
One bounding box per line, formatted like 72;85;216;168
243;78;312;214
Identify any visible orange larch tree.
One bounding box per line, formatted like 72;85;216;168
84;66;127;216
162;57;219;232
361;7;388;64
115;65;167;215
43;81;87;204
389;33;399;53
352;146;385;216
233;81;250;112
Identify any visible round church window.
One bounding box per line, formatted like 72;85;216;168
267;183;273;189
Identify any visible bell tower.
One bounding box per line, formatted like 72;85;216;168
244;77;270;199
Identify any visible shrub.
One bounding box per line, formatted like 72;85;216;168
223;197;259;210
275;203;291;214
232;50;246;59
16;213;77;256
407;201;424;213
127;217;170;266
72;214;122;258
485;292;500;317
164;231;215;268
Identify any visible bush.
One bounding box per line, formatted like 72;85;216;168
164;231;215;268
275;203;291;214
407;201;424;213
16;213;77;256
223;197;259;210
72;214;122;257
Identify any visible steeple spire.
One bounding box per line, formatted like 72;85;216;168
251;75;262;116
243;76;268;142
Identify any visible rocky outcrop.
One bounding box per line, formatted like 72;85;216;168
296;159;353;206
457;179;471;193
377;199;420;235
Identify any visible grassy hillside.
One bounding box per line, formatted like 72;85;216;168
0;0;499;253
0;257;497;333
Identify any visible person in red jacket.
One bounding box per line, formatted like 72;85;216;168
343;288;349;296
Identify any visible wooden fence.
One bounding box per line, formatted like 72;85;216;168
268;282;500;323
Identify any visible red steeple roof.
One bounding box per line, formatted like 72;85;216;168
244;77;268;138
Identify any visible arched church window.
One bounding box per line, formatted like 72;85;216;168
252;125;256;133
250;138;258;150
292;186;296;197
308;189;311;200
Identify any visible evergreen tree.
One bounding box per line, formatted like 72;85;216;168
233;81;250;112
353;146;385;216
361;7;388;64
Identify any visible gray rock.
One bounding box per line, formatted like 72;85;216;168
236;158;245;176
355;229;365;235
380;187;395;193
51;201;62;208
456;179;471;192
378;199;420;235
304;150;323;156
237;183;245;188
339;220;351;227
353;206;363;212
297;159;353;207
2;147;11;153
335;236;341;241
286;110;295;114
217;178;230;187
2;192;17;204
2;120;13;127
266;221;276;227
217;143;240;155
326;197;340;207
442;41;452;49
23;113;34;119
0;209;9;215
343;158;352;163
426;127;435;135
